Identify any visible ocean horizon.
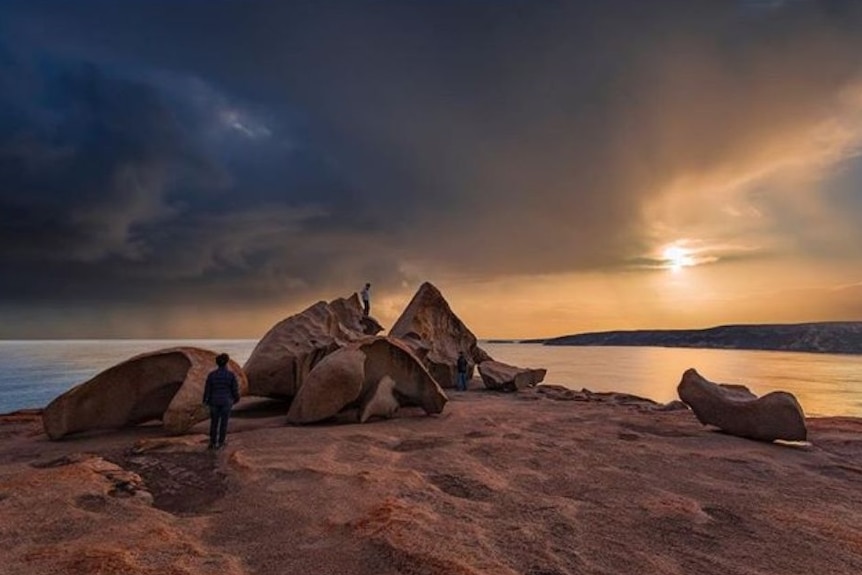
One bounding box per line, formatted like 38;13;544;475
2;339;861;418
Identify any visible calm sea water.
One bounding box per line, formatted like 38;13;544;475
1;340;860;418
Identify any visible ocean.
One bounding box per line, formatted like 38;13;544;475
1;340;861;418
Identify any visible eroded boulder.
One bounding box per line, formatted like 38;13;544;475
42;347;248;440
479;360;546;392
677;368;807;442
360;375;400;422
244;294;371;399
389;282;492;388
286;336;447;424
283;347;367;424
362;337;448;417
360;316;385;336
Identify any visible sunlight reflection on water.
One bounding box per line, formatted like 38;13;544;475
483;343;862;418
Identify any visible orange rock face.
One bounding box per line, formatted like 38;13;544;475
4;392;861;575
0;449;245;575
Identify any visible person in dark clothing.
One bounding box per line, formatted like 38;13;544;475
203;352;240;450
456;351;469;391
360;282;371;316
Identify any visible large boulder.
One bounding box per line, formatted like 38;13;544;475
42;347;248;440
284;347;367;424
286;336;448;424
244;294;372;399
389;282;491;388
677;368;807;442
478;360;546;392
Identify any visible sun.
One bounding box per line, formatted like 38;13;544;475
662;245;695;272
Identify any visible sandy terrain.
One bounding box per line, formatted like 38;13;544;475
1;386;861;575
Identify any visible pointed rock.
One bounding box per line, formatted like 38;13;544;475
389;282;491;388
677;368;807;442
42;347;248;440
244;294;368;399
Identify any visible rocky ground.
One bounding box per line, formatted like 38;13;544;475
1;386;861;575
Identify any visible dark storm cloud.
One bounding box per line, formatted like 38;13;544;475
1;58;197;263
2;0;862;332
0;17;378;310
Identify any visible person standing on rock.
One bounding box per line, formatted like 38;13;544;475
456;351;469;391
203;353;240;450
361;282;371;316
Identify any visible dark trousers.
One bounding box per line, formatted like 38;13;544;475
209;404;232;446
457;371;468;391
363;299;370;316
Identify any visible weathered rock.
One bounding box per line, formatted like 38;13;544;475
677;368;807;442
286;336;447;424
389;282;492;388
244;294;370;399
359;375;400;423
284;347;367;424
535;386;662;407
360;316;385;336
42;347;248;440
396;332;431;362
330;294;384;336
362;337;448;415
1;453;245;575
651;400;689;412
478;360;546;392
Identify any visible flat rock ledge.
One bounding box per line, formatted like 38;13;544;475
2;391;860;575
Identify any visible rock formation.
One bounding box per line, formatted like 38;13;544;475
284;347;367;424
479;360;546;392
244;293;374;399
42;347;248;440
677;368;807;442
286;337;447;424
359;375;400;422
360;316;384;336
389;282;492;388
38;284;544;438
330;294;384;336
360;337;448;417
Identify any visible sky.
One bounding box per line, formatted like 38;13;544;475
2;0;862;339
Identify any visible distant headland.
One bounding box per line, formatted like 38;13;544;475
519;321;862;355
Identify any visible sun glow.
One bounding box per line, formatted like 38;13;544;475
662;245;696;272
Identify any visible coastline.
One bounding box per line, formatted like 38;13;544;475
2;387;861;575
534;321;862;355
